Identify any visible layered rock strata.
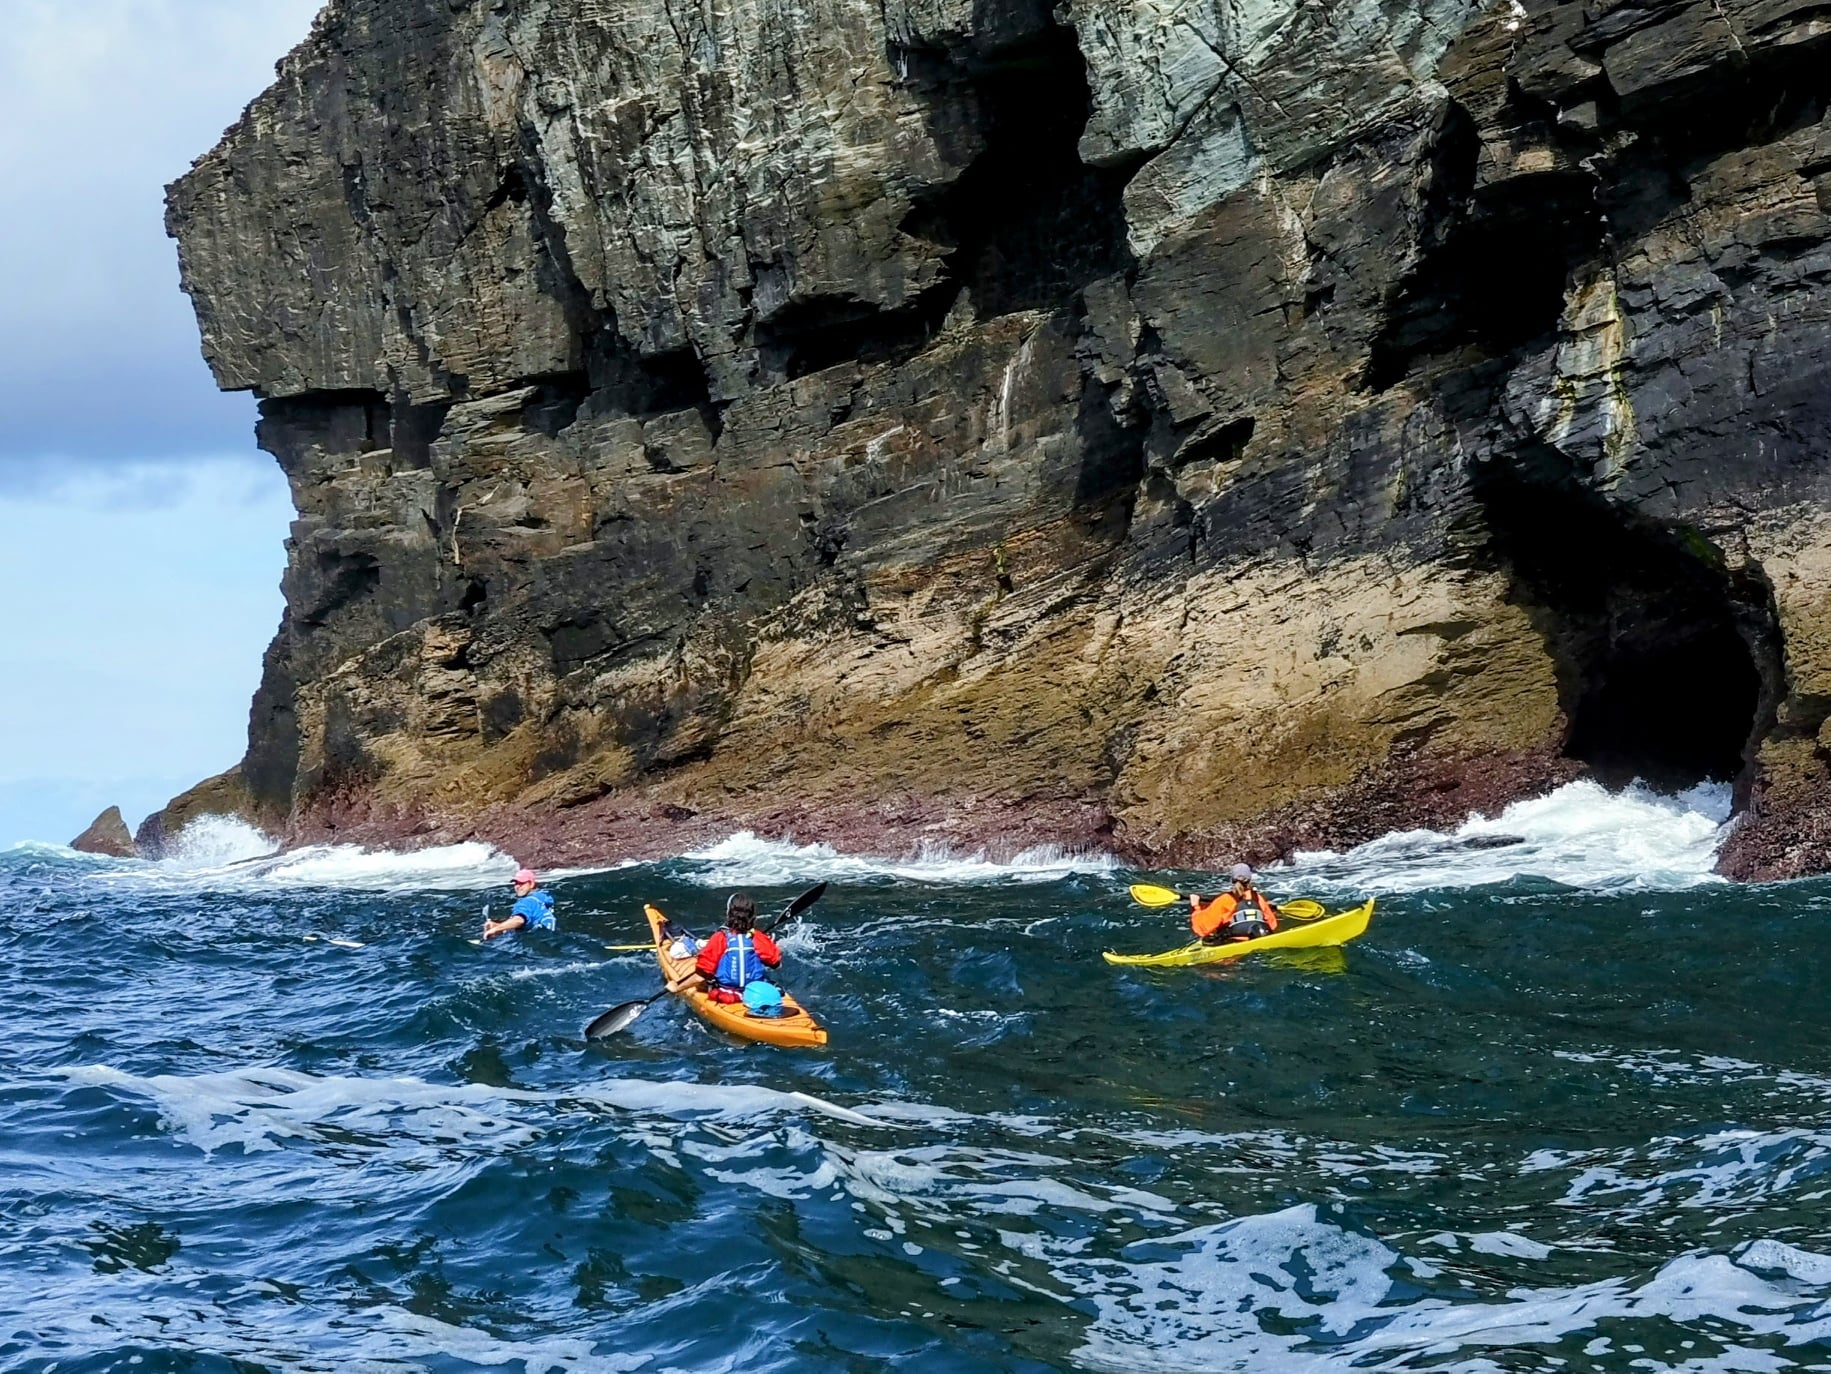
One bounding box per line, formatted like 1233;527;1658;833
164;0;1831;876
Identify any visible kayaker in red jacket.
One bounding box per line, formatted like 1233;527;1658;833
1190;864;1280;942
692;894;783;1003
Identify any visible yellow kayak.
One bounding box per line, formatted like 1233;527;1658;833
647;904;829;1048
1103;899;1375;967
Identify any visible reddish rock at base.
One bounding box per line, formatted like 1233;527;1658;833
1715;785;1831;883
267;744;1580;880
70;806;136;858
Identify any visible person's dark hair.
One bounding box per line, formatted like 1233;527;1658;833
726;893;757;932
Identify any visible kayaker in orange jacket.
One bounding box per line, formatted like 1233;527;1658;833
1190;864;1280;942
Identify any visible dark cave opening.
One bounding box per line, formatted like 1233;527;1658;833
758;23;1134;384
917;24;1136;319
1478;461;1782;795
258;389;450;472
753;289;956;382
1367;107;1603;391
583;338;716;422
1560;623;1760;788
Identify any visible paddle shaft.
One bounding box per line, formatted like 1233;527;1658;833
1128;882;1322;920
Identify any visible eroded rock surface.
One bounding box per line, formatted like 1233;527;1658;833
165;0;1831;875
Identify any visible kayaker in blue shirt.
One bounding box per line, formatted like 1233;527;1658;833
482;867;556;939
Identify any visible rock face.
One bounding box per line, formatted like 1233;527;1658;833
166;0;1831;875
70;807;135;859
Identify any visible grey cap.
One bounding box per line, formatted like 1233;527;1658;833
1230;863;1253;881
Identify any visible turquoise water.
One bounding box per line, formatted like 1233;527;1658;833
5;783;1831;1372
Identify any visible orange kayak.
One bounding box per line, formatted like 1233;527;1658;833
646;904;828;1048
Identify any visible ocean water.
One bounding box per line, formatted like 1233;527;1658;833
5;781;1830;1372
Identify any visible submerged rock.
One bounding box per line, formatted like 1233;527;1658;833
70;807;135;859
162;0;1831;876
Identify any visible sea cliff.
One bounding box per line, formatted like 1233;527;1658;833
163;0;1831;877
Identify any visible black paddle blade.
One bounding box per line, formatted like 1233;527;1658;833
585;1000;648;1039
767;881;830;934
786;881;828;918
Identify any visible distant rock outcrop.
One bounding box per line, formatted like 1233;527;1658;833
70;807;135;858
163;0;1831;876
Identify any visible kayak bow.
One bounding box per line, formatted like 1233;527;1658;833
1103;899;1375;967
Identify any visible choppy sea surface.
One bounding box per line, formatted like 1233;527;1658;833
6;780;1830;1372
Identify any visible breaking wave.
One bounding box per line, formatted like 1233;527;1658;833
1287;778;1734;894
676;829;1118;887
7;776;1742;901
57;814;521;893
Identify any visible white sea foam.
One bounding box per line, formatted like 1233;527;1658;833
64;812;640;894
1287;778;1734;893
79;813;529;893
35;777;1732;898
1466;1230;1555;1260
14;1284;638;1374
62;1063;541;1155
59;816;1112;896
775;1114;1831;1369
256;839;512;891
159;814;281;866
0;838;93;862
1556;1127;1831;1213
679;829;1117;886
1054;1205;1831;1372
829;1141;1178;1221
55;1063;900;1157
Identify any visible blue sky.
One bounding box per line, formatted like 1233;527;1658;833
0;1;324;845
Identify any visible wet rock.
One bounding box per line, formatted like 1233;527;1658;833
161;0;1831;875
70;807;135;859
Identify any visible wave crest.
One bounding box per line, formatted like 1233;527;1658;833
1289;778;1733;893
677;830;1117;886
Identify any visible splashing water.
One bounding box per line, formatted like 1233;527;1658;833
1286;778;1735;894
157;813;280;867
682;830;1119;887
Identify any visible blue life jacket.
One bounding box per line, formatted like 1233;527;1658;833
714;932;769;988
511;889;556;931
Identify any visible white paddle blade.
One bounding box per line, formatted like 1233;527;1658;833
585;1001;648;1040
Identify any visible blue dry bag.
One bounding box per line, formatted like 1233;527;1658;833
741;981;785;1017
